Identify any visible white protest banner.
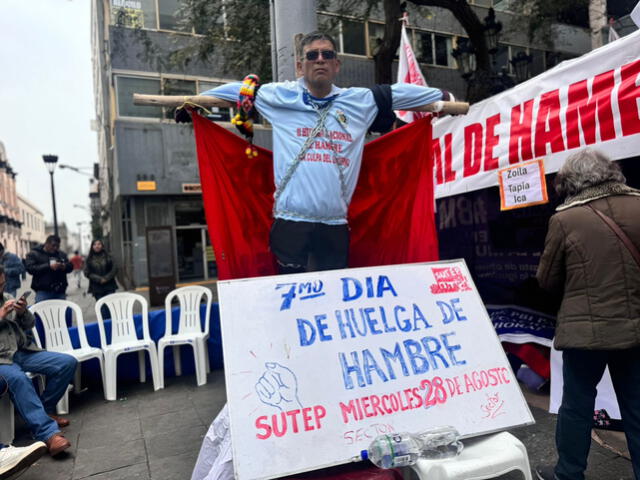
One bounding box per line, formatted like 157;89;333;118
632;1;640;27
218;260;534;480
498;159;548;210
432;30;640;199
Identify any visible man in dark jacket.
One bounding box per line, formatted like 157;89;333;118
535;148;640;480
0;265;75;456
0;243;25;298
24;236;73;303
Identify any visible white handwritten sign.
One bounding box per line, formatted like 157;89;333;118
498;159;548;210
218;260;534;480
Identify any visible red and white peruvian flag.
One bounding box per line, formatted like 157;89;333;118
396;13;429;123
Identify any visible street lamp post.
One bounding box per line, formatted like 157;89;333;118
43;154;59;237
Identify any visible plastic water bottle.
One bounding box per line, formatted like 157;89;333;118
360;426;464;468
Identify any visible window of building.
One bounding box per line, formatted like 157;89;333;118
494;43;510;73
175;201;206;226
111;0;158;29
317;14;341;45
530;48;545;76
111;0;194;32
317;14;365;56
434;35;452;67
158;0;189;31
342;19;366;55
116;76;163;118
162;78;196;118
416;31;433;65
199;81;232;122
367;22;383;57
415;31;453;67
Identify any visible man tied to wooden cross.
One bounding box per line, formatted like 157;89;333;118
187;31;456;274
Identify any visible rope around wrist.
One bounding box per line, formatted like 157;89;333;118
231;74;261;158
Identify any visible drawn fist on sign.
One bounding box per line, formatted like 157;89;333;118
255;362;302;411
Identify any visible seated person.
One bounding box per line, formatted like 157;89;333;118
0;265;76;456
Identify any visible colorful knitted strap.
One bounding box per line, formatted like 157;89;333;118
231;74;261;158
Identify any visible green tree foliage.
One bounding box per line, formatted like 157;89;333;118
176;0;273;80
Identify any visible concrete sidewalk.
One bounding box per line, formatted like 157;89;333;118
12;374;635;480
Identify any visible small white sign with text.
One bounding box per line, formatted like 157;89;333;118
498;159;549;210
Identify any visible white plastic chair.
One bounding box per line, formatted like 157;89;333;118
0;373;43;444
405;432;532;480
95;292;161;401
158;286;213;389
0;390;14;445
30;300;106;412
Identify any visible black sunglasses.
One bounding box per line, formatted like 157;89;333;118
305;49;337;61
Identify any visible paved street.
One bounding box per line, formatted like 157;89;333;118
9;278;636;479
12;376;635;480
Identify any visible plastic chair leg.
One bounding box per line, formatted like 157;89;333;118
56;385;72;415
157;342;166;390
203;339;211;374
104;352;118;401
138;351;146;383
173;345;182;376
96;356;107;398
194;340;207;387
146;345;162;392
74;363;87;394
0;394;14;445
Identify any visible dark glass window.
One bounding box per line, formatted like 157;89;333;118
116;76;162;118
494;43;510;71
317;14;340;44
434;35;450;66
162;79;196;119
368;22;385;57
530;49;545;76
175;201;206;226
199;81;232;122
417;32;433;64
158;0;189;31
342;20;366;55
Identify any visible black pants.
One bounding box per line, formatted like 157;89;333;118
93;289;116;320
555;348;640;480
269;218;349;274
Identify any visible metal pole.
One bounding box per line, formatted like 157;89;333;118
49;171;59;237
273;0;317;81
270;0;278;81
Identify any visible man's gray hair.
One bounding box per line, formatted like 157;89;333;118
298;31;338;57
554;148;626;198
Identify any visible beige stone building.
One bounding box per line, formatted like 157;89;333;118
18;194;46;257
0;141;22;256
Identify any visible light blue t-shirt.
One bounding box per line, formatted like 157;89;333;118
202;79;442;224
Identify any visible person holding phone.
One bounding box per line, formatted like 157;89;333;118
25;235;73;303
0;265;76;456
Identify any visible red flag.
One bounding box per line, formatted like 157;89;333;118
192;114;438;280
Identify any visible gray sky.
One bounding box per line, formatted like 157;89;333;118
0;0;96;244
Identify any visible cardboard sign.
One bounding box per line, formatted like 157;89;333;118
218;260;534;480
498;159;548;210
